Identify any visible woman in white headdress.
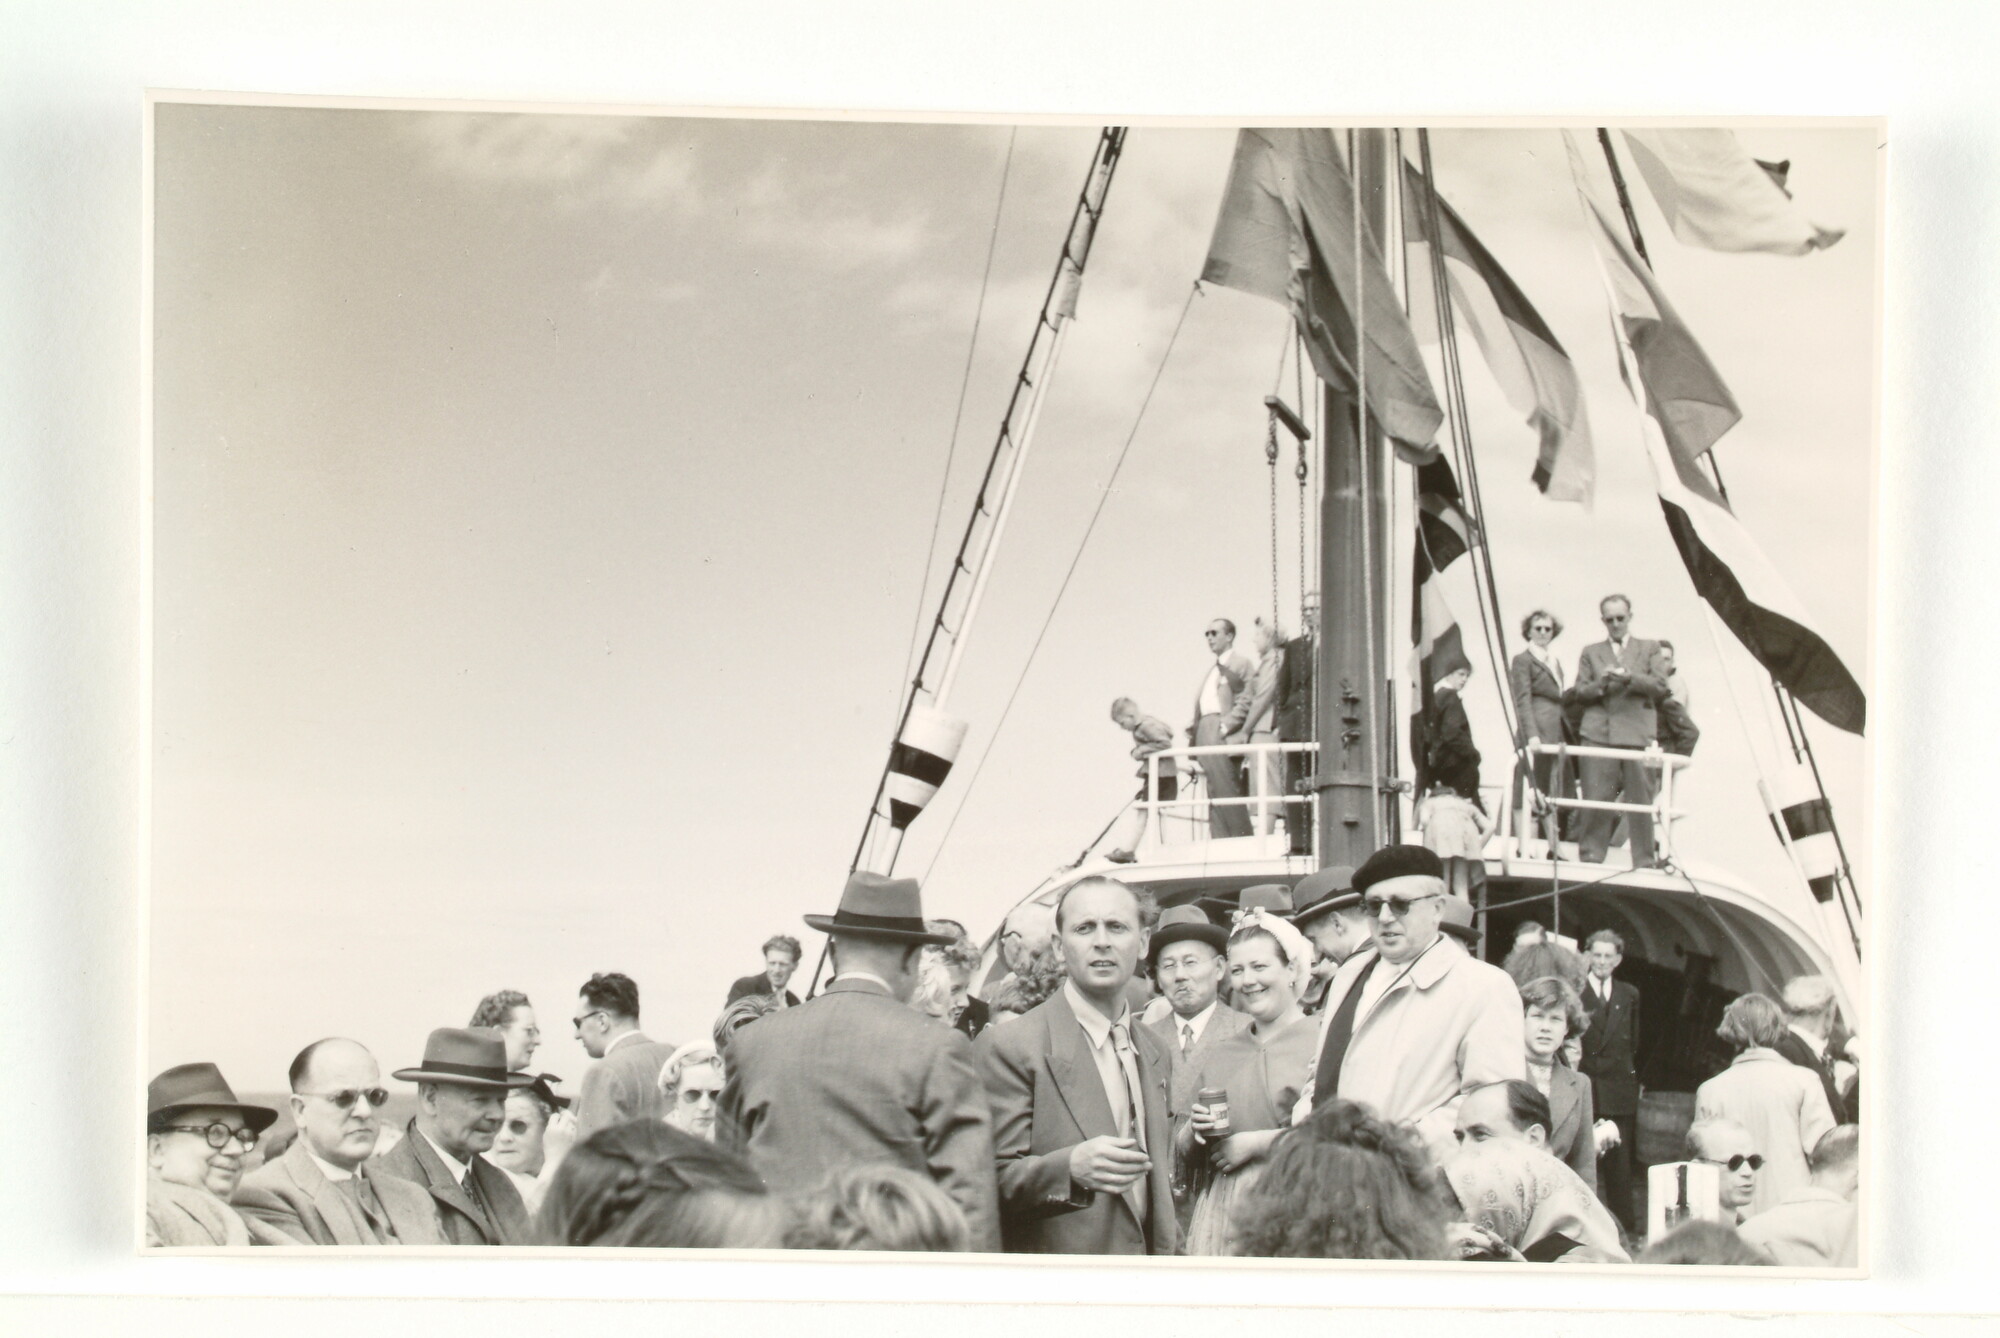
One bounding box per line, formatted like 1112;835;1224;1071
1177;907;1321;1256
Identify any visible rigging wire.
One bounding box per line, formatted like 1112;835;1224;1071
892;129;1020;726
1350;129;1386;837
919;282;1204;883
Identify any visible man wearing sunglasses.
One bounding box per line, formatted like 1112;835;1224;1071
234;1038;443;1245
1686;1118;1764;1225
1298;845;1524;1162
1570;594;1672;866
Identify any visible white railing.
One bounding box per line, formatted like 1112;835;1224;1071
1501;741;1694;866
1132;740;1317;861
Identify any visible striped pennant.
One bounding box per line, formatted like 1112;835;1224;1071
884;705;969;830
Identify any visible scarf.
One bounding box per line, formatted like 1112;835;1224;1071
1444;1140;1629;1263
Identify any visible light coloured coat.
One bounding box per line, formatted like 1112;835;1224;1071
1296;936;1526;1162
1694;1047;1838;1217
1738;1186;1858;1267
234;1136;444;1245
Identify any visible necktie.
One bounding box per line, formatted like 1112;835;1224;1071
460;1164;489;1227
1311;955;1381;1110
333;1175;388;1243
1180;1022;1194;1058
1109;1020;1151;1231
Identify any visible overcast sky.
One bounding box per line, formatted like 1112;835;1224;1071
149;106;1876;1088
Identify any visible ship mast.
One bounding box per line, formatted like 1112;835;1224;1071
1315;128;1397;867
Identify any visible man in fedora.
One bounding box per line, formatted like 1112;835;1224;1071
1142;904;1249;1118
1296;845;1523;1162
978;875;1178;1255
1290;866;1373;1016
571;971;675;1142
233;1038;443;1246
719;871;1000;1251
144;1062;288;1247
376;1028;535;1246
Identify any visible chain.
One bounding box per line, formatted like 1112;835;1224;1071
1266;413;1281;633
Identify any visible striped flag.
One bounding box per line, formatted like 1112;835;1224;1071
1572;169;1866;734
1409;539;1471;799
1203;129;1444;464
1620;129;1845;257
1416;457;1474;571
1403;162;1597;504
883;704;969;830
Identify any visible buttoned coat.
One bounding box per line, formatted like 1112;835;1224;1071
372;1118;531;1246
1578;975;1642;1116
575;1030;678;1141
1509;648;1568;748
1570;638;1671;747
1695;1047;1839;1217
978;988;1178;1255
1545;1063;1599;1193
719;976;1001;1251
1189;645;1256;738
1143;1001;1255;1119
234;1136;444;1246
1298;937;1525;1163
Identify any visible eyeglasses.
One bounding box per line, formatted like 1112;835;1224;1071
164;1122;258;1150
1602;613;1630;624
302;1087;389;1111
1702;1154;1765;1173
1203;630;1225;638
1364;891;1442;919
572;1009;607;1031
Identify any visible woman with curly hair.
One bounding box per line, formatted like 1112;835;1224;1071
1227;1099;1456;1259
787;1164;972;1252
535;1119;785;1248
1695;993;1837;1216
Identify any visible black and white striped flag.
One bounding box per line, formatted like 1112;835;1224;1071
884;705;969;830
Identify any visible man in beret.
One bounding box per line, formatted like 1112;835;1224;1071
1296;845;1525;1161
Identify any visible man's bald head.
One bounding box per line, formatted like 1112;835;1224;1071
287;1037;386;1170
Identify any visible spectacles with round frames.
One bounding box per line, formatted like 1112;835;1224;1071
1702;1153;1765;1173
1363;890;1443;919
163;1122;258;1151
301;1086;389;1111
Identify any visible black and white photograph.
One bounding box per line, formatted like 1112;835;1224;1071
144;101;1876;1270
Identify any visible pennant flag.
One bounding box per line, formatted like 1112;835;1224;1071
1402;162;1597;505
1416;457;1474;571
1204;129;1444;463
1567;140;1743;474
1409;540;1471;797
1569;150;1866;734
1620;129;1845;257
883;704;969;829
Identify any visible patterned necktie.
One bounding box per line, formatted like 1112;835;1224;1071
334;1174;388;1243
1180;1022;1194;1058
1110;1021;1146;1153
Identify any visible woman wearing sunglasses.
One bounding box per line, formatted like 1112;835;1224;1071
1694;994;1839;1216
145;1062;288;1247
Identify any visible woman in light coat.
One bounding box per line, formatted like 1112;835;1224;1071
1694;993;1838;1216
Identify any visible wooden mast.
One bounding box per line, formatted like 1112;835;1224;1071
1315;128;1396;868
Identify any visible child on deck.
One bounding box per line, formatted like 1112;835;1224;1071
1419;781;1492;901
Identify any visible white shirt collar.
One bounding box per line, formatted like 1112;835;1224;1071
832;971;893;992
417;1127;470;1183
1527;642;1558;671
1173;999;1220;1044
1064;979;1129;1045
604;1029;648;1055
305;1147;357;1183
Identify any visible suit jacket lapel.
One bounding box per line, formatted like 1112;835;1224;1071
1549;1070;1580;1141
283;1140;360;1246
407;1122;492;1241
1043;992;1118;1141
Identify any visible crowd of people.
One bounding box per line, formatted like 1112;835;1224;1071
145;843;1859;1267
1109;593;1701;872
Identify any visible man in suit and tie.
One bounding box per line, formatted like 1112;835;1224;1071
375;1028;535;1245
1570;594;1672;866
1142;905;1251;1121
1578;929;1643;1233
1776;975;1851;1125
234;1038;443;1245
719;872;1000;1251
1297;845;1524;1163
1192;618;1256;839
1274;592;1319;855
572;972;676;1141
979;876;1178;1255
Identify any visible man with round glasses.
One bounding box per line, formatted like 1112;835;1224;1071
145;1061;289;1246
233;1038;443;1245
1297;845;1524;1161
1686;1118;1763;1225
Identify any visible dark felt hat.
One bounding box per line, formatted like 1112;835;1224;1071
1439;896;1480;947
1290;865;1360;927
1351;844;1446;894
1237;883;1294;915
805;871;955;945
393;1028;535;1089
1147;904;1227;965
147;1062;279;1134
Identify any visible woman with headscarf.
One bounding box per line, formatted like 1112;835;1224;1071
144;1062;287;1247
1444;1137;1630;1263
1177;907;1320;1255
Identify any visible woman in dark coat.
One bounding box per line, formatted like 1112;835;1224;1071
1509;609;1572;838
1426;665;1481;804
